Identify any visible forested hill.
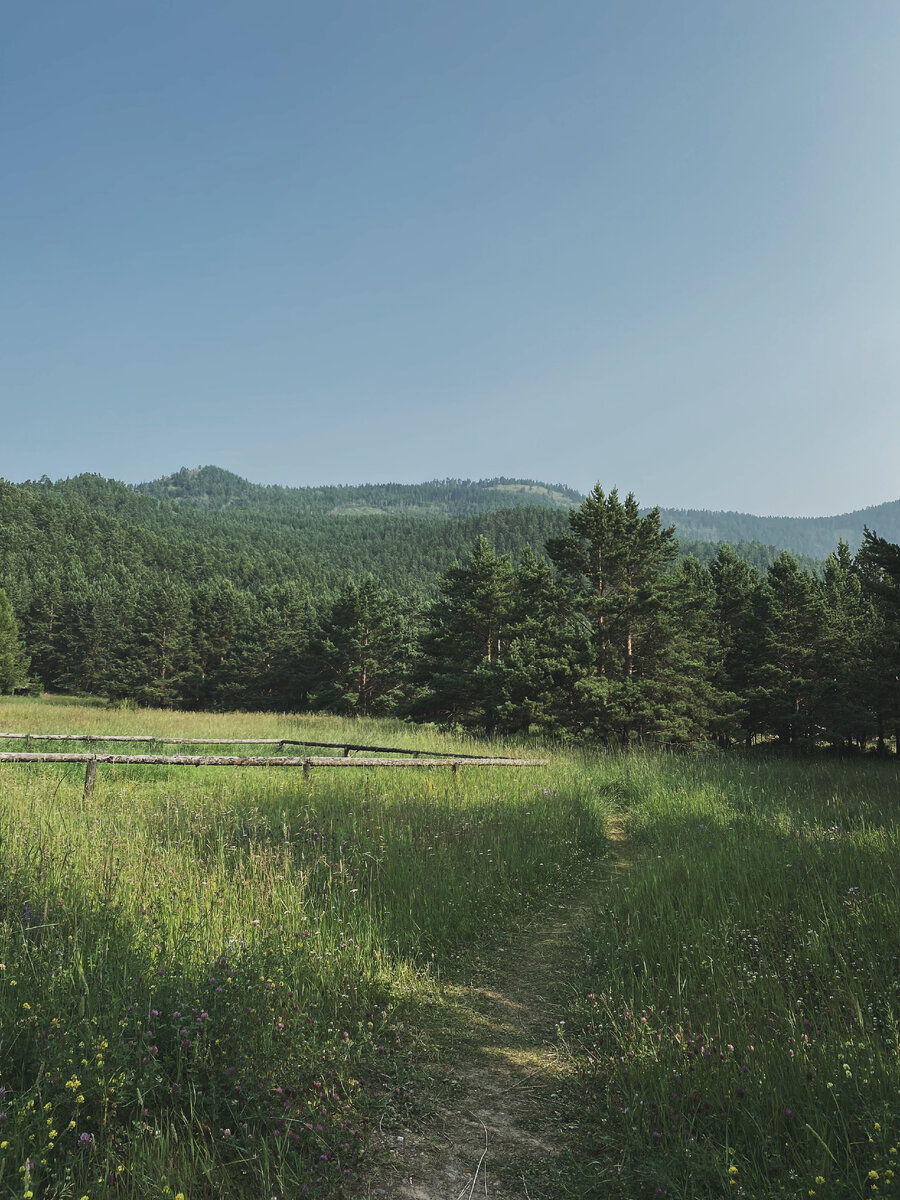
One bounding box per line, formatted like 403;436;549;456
2;471;822;598
136;465;582;516
0;470;893;724
656;499;900;558
138;466;900;559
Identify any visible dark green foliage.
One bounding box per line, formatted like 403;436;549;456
657;497;900;558
747;553;826;755
135;465;583;515
545;487;717;746
413;537;516;729
306;576;415;716
0;586;29;693
0;469;898;751
857;530;900;753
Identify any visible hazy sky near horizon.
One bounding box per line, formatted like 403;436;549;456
4;1;900;517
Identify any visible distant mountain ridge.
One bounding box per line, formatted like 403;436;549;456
655;499;900;558
136;465;581;517
135;466;900;559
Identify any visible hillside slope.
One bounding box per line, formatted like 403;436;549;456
657;498;900;557
136;465;581;516
136;466;900;558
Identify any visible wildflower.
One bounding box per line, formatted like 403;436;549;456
0;1142;7;1150
729;1166;738;1176
816;1177;825;1185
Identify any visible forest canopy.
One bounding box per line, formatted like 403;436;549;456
2;470;898;752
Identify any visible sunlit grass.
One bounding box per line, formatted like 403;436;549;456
562;754;900;1199
0;697;610;1199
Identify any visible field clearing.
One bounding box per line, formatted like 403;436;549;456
0;697;609;1200
561;755;900;1199
0;698;897;1199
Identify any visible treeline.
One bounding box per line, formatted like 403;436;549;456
2;481;899;752
136;464;582;516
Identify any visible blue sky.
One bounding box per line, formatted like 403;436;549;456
3;1;899;516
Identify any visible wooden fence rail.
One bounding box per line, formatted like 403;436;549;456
0;750;548;797
0;732;497;759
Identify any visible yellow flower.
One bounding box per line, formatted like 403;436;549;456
23;1003;31;1011
0;1141;7;1149
816;1178;825;1185
729;1166;738;1176
871;1172;880;1181
175;1193;185;1200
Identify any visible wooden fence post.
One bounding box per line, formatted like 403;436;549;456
83;757;98;798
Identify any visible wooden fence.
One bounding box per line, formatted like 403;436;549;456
0;733;548;796
0;732;497;758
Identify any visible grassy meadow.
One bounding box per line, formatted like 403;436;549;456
0;698;608;1200
0;698;897;1199
560;756;900;1199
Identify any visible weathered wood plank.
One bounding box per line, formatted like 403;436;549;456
0;752;547;768
0;733;506;759
83;757;97;798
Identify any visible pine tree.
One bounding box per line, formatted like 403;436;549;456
307;576;412;716
414;537;515;729
749;553;825;756
492;548;576;733
0;586;29;693
818;541;874;750
708;545;760;745
125;577;195;707
857;530;900;754
546;486;679;744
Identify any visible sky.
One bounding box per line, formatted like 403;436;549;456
3;1;900;517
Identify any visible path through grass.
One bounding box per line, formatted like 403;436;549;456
0;698;610;1200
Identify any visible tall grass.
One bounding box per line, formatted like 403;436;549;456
563;754;900;1199
0;698;610;1199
